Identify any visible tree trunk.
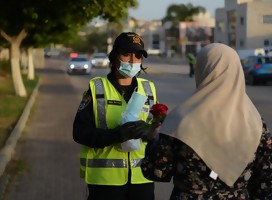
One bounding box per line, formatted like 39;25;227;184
1;29;27;97
10;40;27;97
27;47;35;80
20;49;28;74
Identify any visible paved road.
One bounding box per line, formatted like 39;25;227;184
2;56;271;200
1;57;187;200
5;55;271;200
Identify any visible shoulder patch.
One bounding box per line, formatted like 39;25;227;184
78;95;91;112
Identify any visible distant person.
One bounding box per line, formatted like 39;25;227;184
73;32;159;200
141;43;272;199
186;52;196;77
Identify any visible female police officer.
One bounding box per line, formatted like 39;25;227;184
73;32;158;200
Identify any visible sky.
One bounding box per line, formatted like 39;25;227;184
129;0;225;21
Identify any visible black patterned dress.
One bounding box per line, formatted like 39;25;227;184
141;120;272;200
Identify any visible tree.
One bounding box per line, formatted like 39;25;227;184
0;29;28;96
21;22;82;80
163;3;206;23
162;3;206;54
0;0;138;96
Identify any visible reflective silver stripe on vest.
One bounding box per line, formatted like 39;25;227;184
89;159;127;168
80;158;142;168
131;158;142;168
94;79;107;128
142;81;154;107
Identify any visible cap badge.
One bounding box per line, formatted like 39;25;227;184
133;36;141;45
127;34;142;45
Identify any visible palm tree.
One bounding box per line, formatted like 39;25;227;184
162;3;206;55
163;3;206;23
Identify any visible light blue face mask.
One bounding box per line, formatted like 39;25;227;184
118;60;141;78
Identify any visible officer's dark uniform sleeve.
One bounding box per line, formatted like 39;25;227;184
73;87;121;148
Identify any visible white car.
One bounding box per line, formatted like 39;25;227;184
67;56;92;75
90;53;110;68
147;48;161;55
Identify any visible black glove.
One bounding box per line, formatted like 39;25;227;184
115;120;159;142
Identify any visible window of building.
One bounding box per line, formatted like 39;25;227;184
263;15;272;24
240;17;244;25
216;21;224;32
227;10;237;30
240;39;244;47
264;39;270;46
228;33;236;47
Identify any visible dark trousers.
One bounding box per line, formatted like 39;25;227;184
87;182;155;200
189;63;194;77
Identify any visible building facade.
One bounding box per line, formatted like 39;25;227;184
134;12;215;57
178;12;215;55
214;0;272;50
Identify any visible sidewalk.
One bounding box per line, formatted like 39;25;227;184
1;59;86;200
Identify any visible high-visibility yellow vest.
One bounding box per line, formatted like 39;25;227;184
187;53;196;64
78;77;157;185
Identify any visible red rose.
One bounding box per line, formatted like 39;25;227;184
150;103;168;123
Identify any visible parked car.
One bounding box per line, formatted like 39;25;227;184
90;53;110;68
242;55;272;85
147;48;161;55
67;55;92;75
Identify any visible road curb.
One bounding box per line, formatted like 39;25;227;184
0;56;186;177
0;79;40;177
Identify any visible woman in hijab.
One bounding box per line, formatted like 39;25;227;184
141;43;272;199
